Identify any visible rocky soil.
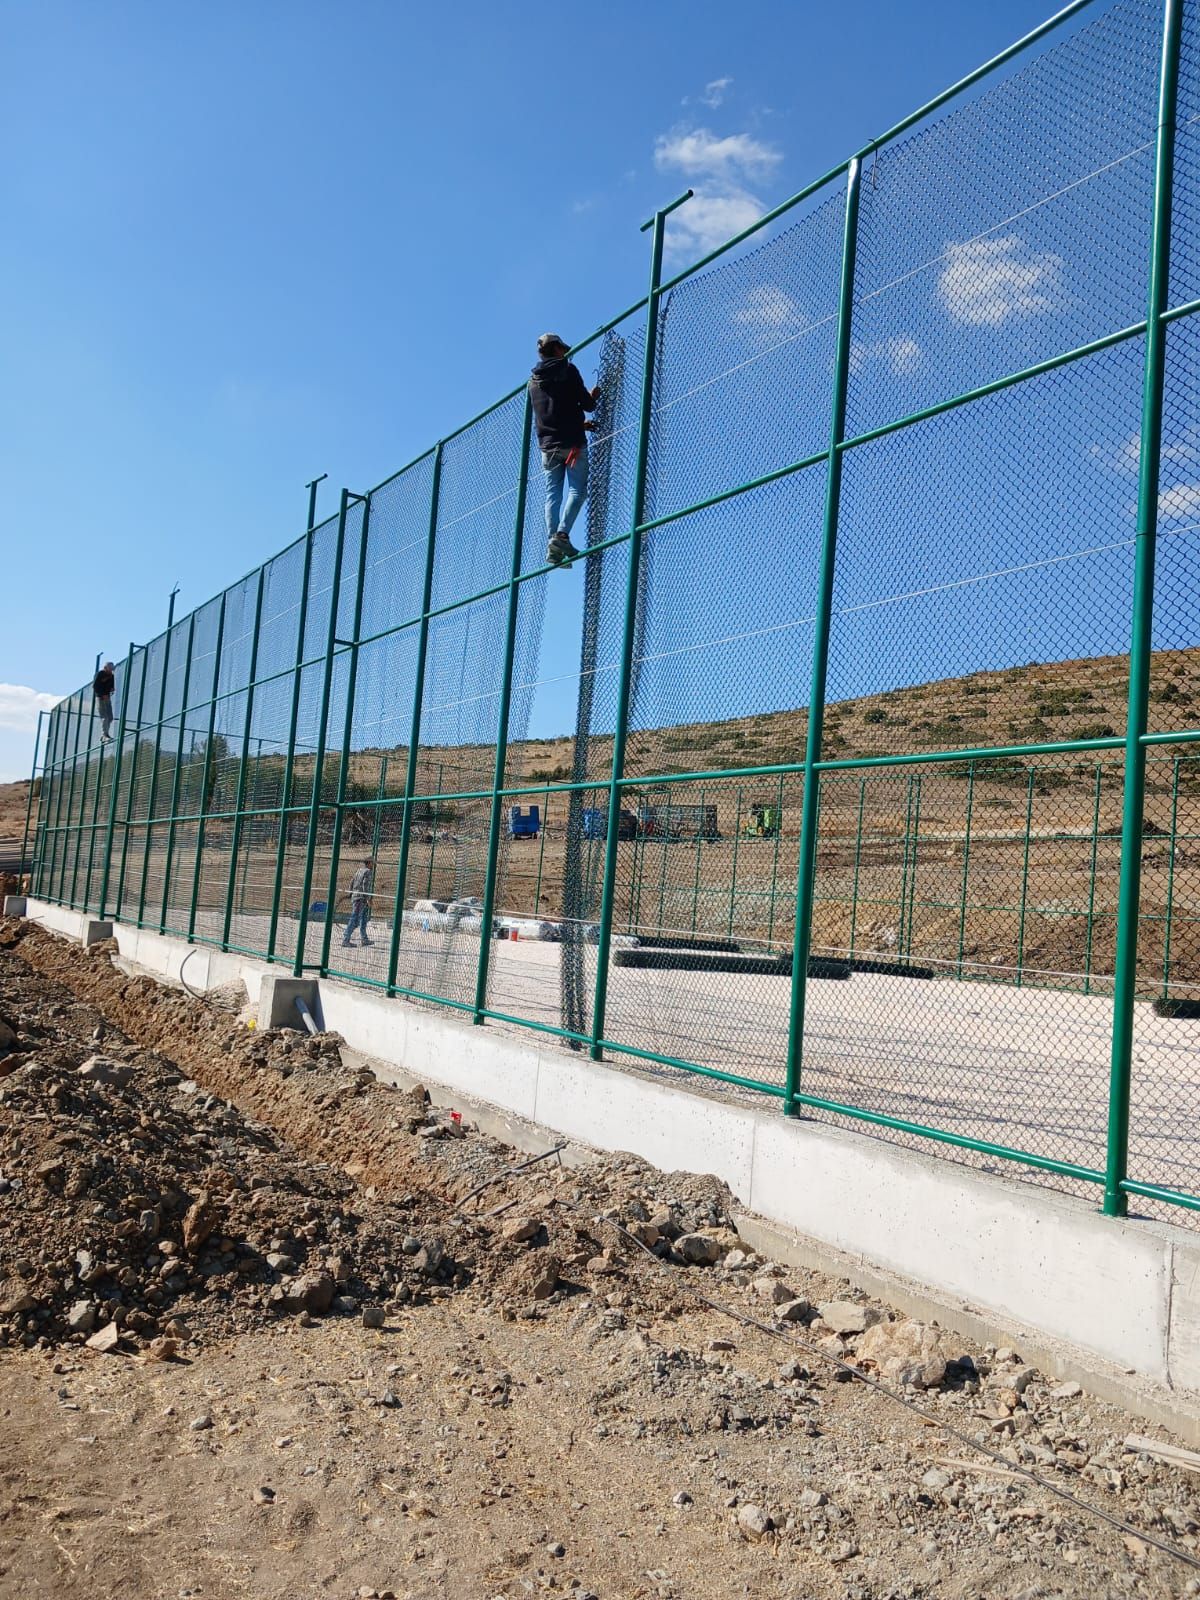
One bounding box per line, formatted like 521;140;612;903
2;917;1200;1599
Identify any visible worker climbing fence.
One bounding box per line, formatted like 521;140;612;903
27;0;1200;1225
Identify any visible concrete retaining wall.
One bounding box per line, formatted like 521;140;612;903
20;897;1200;1437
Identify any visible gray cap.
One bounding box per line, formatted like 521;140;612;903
537;332;568;354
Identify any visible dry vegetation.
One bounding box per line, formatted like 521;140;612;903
18;652;1200;990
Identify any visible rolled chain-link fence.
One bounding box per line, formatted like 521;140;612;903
26;0;1200;1225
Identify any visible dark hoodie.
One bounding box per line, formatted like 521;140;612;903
92;668;114;700
528;356;596;454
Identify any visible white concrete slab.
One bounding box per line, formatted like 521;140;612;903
532;1049;758;1200
749;1113;1170;1378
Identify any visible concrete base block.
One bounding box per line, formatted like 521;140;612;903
2;896;27;917
81;919;114;948
258;975;322;1032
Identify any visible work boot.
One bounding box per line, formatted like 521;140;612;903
547;533;580;566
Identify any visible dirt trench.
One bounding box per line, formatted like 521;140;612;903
3;919;1200;1600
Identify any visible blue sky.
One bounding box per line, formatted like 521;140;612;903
0;0;1144;781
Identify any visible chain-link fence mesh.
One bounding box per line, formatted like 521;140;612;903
26;0;1200;1226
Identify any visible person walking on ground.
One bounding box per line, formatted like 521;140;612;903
528;333;599;567
341;856;375;948
92;661;115;742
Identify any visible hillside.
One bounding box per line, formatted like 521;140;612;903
17;653;1200;994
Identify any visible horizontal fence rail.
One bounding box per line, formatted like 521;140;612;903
25;0;1200;1226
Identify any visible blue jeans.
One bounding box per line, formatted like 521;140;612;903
343;900;370;945
543;444;589;540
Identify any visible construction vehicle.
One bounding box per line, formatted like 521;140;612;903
637;802;719;841
507;804;540;841
581;807;638;841
743;800;781;838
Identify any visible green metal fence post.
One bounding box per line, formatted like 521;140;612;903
33;709;60;898
533;787;548;917
589;189;691;1059
1084;762;1104;995
767;772;784;948
69;690;101;908
95;645;136;922
222;569;267;951
42;706;61;897
955;763;976;977
115;645;152;918
728;784;743;941
320;492;372;973
370;757;388;870
187;592;227;941
657;830;669;934
1015;768;1036;987
1104;0;1184;1217
897;775;916;959
82;686;118;911
135;625;177;927
1163;755;1181;997
267;533;316;961
902;777;921;953
849;776;867;960
783;153;862;1115
386;446;443;995
58;695;85;904
157;612;197;931
293;489;352;976
690;786;705;935
71;715;99;907
907;774;924;956
48;700;70;902
54;701;79;901
474;394;534;1022
19;709;44;888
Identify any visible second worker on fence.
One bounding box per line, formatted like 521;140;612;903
528;333;599;568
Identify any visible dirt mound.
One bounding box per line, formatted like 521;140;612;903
0;921;742;1355
0;942;475;1354
8;919;1200;1595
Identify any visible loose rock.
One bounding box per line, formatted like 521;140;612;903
676;1233;720;1266
817;1300;870;1336
737;1503;772;1541
85;1323;122;1354
857;1318;955;1390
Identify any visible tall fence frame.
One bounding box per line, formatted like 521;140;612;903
26;0;1200;1224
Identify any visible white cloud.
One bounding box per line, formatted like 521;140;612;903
1094;430;1200;475
938;236;1065;327
0;684;61;733
733;284;809;333
699;77;733;109
654;124;781;259
1158;483;1200;520
664;189;766;257
655;127;780;183
883;335;921;374
850;335;923;376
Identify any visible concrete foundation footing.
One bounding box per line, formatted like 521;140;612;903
81;919;114;948
258;975;322;1032
2;897;27;917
